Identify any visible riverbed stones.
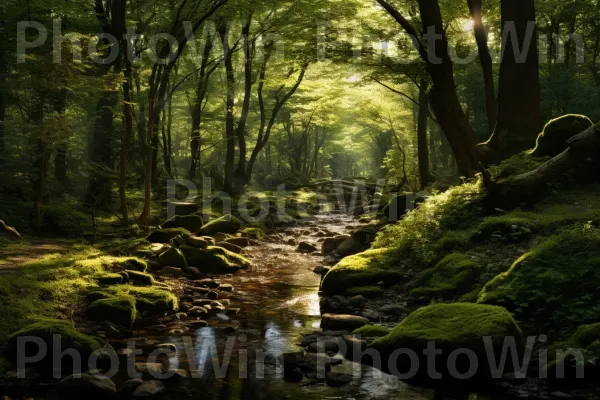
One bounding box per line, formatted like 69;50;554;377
207;290;219;300
187;307;208;318
197;278;220;288
216;241;243;254
321;314;369;331
135;362;166;379
193;299;213;307
154;343;177;352
57;373;117;399
162;215;204;233
219;283;234;292
325;372;353;387
306;337;344;353
322;236;350;255
133;380;166;398
120;379;144;396
280;350;305;366
189;320;208;328
297;242;317;253
158;247;188;269
335;237;363;257
161;266;183;277
225;237;250;248
349;295;366;308
313;265;330;274
378;304;408;316
185;236;208;248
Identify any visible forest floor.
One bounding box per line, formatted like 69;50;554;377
0;239;75;274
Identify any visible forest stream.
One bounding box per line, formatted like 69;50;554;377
102;210;507;400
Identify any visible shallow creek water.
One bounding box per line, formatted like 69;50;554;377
110;212;508;400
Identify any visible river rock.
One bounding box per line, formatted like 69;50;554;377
280;350;305;366
187;267;201;278
216;241;243;254
154;343;177;352
193;299;213;307
349;295;366;308
133;380;166;398
135;362;166;379
321;314;369;331
57;373;117;399
185;235;208;248
190;320;208;328
283;367;304;383
306;337;343;353
161;266;182;277
207;290;219;300
197;279;220;288
119;378;144;396
335;237;363;257
219;284;234;292
162;215;204;233
297;242;317;253
378;304;408;316
325;372;353;387
313;265;330;275
187;307;208;318
225;237;250;248
321;236;350;255
158;247;188;269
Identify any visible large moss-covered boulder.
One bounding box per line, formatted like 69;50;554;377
146;228;191;244
478;227;600;331
4;320;103;371
410;254;480;300
369;304;523;379
180;245;250;274
157;247;188;269
544;322;600;381
321;249;404;295
197;215;241;236
86;296;137;328
161;215;204;233
531;114;593;158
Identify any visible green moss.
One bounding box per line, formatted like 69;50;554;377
146;228;191;243
181;245;250;274
4;319;102;369
478;226;600;333
108;285;178;314
158;247;188;269
197;215;241;236
344;286;384;298
0;248;135;348
369;304;523;364
493;152;550;179
374;182;485;265
471;215;532;242
321;248;404;295
241;227;265;239
124;270;154;286
86;296;137;327
410;254;480;300
353;325;391;337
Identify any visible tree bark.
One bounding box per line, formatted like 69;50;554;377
417;80;434;189
377;0;481;178
480;0;541;162
219;24;236;195
467;0;497;136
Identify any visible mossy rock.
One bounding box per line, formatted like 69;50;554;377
531;114;593;158
86;296;137;328
369;304;523;379
409;254;480;300
95;273;123;285
241;227;265;239
4;320;103;371
186;236;209;249
115;286;178;314
321;249;403;295
162;215;204;233
122;258;148;272
352;324;391;338
344;286;384;298
180;245;250;274
495;152;550;179
146;228;191;244
478;227;600;332
124;270;154;286
157;247;188;269
197;215;241;236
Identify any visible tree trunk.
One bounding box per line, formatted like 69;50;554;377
219;25;236;195
31;93;46;231
417;80;434;189
487;125;600;208
377;0;481;178
0;73;5;164
480;0;541;162
467;0;497;136
119;47;133;224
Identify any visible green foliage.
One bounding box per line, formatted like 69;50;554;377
410;254;480;300
478;226;600;334
86;296;137;327
374;182;485;265
369;303;523;359
353;324;391;337
321;248;404;295
493;152;550;180
344;286;384;298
